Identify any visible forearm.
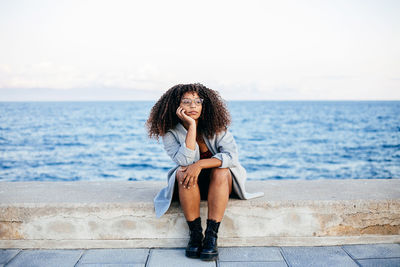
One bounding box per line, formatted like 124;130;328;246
196;157;222;169
185;123;197;150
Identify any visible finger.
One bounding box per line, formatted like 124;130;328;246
184;175;192;189
180;109;186;117
178;167;185;184
180;109;189;117
188;178;194;189
188;176;195;189
176;107;183;119
188;174;195;188
182;175;193;189
192;176;198;188
178;174;184;185
177;107;184;115
188;177;194;189
182;172;189;188
182;174;188;188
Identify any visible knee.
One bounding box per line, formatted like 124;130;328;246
176;168;185;186
176;167;194;190
210;168;230;187
176;168;183;178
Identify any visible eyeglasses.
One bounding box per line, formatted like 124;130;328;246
181;98;204;106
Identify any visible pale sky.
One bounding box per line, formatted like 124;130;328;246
0;0;399;101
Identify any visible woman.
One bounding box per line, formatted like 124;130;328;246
146;83;263;261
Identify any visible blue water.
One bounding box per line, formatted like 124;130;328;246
0;101;399;181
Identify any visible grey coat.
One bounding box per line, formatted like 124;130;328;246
153;122;264;218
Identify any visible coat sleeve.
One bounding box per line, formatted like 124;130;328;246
162;131;196;166
211;130;239;168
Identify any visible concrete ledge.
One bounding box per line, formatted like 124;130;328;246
0;180;399;248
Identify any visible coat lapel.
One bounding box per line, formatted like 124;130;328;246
176;122;216;155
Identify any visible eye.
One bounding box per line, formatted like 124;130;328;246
195;99;202;105
182;99;191;105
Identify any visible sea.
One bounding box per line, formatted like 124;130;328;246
0;101;399;182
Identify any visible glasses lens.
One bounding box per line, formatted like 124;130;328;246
181;98;203;106
182;99;191;105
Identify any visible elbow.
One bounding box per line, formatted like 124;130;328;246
173;155;195;166
173;144;196;166
216;153;238;169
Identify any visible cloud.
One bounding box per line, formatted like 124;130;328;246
0;1;399;100
1;61;399;101
0;62;168;91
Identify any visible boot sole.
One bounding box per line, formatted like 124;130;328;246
185;250;200;258
200;252;218;261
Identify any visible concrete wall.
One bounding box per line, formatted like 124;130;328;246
0;180;399;248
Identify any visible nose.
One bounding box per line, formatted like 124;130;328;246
190;100;196;108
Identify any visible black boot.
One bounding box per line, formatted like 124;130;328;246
200;219;220;261
185;217;203;258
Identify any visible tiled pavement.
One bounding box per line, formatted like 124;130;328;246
1;244;400;267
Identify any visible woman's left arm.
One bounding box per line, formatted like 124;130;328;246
196;157;222;169
180;157;222;189
180;130;239;188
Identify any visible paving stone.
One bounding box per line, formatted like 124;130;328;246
342;244;400;259
357;258;400;267
78;249;149;264
281;246;358;267
147;249;214;267
5;249;83;267
219;247;283;262
76;264;144;267
0;250;20;264
219;262;287;267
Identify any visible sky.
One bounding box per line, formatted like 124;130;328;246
0;0;399;101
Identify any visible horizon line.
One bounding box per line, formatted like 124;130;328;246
1;99;400;102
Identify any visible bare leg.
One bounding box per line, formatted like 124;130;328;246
207;168;233;222
176;167;201;221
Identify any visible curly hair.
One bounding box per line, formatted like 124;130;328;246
146;83;231;140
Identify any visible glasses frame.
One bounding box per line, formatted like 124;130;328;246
180;98;204;106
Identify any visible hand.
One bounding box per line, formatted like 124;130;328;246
176;106;196;127
179;163;202;189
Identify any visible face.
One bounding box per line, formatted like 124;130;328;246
180;92;203;121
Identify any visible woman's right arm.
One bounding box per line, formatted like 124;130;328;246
184;122;196;151
176;106;197;151
162;106;198;166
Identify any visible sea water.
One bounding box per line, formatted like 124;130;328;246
0;101;399;181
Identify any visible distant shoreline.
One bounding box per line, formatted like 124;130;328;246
1;100;400;103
